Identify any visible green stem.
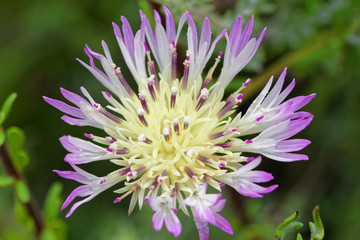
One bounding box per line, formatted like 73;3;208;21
0;143;44;238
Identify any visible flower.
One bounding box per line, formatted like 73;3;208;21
44;6;314;239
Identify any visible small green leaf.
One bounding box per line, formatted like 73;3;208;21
0;129;5;146
0;92;17;126
15;180;31;203
0;175;15;187
6;126;29;171
43;182;63;221
296;233;303;240
276;211;303;240
310;205;325;240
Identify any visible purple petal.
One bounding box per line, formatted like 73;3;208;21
65;194;96;218
240;170;274;183
60;88;89;108
195;206;216;225
211;199;226;212
237;15;254;54
263;152;309;162
186;11;198;54
112;22;123;41
276;139;311;152
152;212;165;231
164;212;182;237
59;135;78;152
229;16;242;51
213;212;233;235
199;17;211;51
61;115;87;126
163;6;176;43
61;185;90;210
53;170;88;184
195;220;209;240
121;16;135;59
43;96;84;118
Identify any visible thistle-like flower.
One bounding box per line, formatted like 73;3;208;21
44;6;315;239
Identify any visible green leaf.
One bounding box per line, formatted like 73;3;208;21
296;233;303;240
43;182;63;221
0;92;17;126
0;129;4;146
0;175;15;187
15;180;30;203
275;211;303;240
6;126;29;171
310;205;325;240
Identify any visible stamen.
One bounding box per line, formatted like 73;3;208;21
195;88;209;111
105;136;116;143
137;108;148;126
114;67;135;96
171;182;178;197
170;42;177;81
100;179;107;184
159;170;168;183
170;87;178;108
147;75;156;101
209;128;235;139
139;90;149;113
219;182;225;187
172;118;179;133
186;149;194;158
219;163;226;167
128;166;146;179
183;116;191;130
247;157;255;162
184;166;197;180
181;53;190;90
215;142;232;148
245;140;253;144
138;133;152;144
94;104;123;123
162;127;170;142
243;79;251;88
144;42;159;90
149;175;159;190
84;133;93;139
256;116;264;121
120;167;131;176
197;155;212;164
217;93;242;119
203;173;211;181
107;148;129;155
198;51;223;98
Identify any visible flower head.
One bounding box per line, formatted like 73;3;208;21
45;6;314;239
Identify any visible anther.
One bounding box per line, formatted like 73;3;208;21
183;116;191;130
147;75;156;101
84;133;93;139
181;54;190;90
149;175;159;190
247;157;255;162
163;127;170;142
197;155;213;164
256;116;264;121
114;67;135;96
159;170;168;183
107;148;129;155
105;136;116;143
138;90;149;113
170;87;178;108
186;149;195;158
195;88;209;111
184;166;197;180
94;104;123;124
138;133;152;144
100;179;107;184
128;166;146;179
172;118;179;133
209;128;235;139
198;51;223;98
215;142;232;148
243;79;251;88
137;108;148;126
170;42;177;81
144;42;160;91
120;167;131;176
245;140;253;144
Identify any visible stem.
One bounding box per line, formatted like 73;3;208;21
0;143;44;238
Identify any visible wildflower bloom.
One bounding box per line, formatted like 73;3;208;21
44;6;315;239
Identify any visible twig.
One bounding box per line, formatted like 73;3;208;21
0;143;44;238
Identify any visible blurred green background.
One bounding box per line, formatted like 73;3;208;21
0;0;359;239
